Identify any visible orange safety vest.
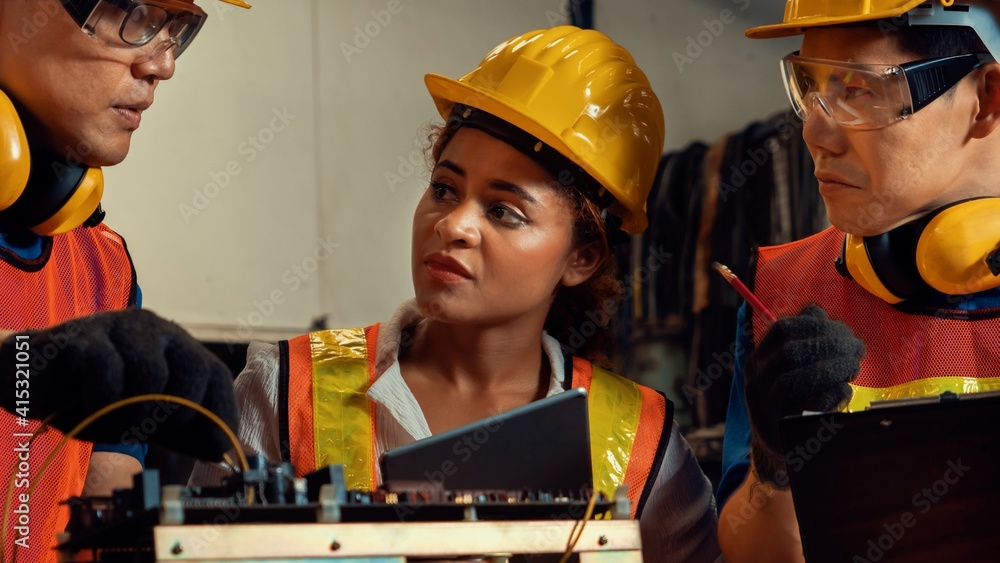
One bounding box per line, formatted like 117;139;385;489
280;325;673;519
1;223;137;563
751;226;1000;411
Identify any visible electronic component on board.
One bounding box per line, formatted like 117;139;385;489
58;455;627;562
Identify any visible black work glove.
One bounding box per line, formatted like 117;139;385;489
744;303;865;487
0;309;238;462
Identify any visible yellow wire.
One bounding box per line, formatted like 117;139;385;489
559;490;600;563
3;394;248;563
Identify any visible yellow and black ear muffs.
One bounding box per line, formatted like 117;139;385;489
834;198;1000;304
0;89;105;236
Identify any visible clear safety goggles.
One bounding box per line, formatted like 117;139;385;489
61;0;207;61
781;51;994;130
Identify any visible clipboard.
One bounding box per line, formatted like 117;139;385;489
779;391;1000;562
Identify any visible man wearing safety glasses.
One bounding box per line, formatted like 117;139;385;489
0;2;249;561
717;1;1000;560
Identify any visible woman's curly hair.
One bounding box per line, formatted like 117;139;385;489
425;121;622;366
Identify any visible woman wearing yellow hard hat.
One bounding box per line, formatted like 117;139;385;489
720;1;1000;561
190;26;722;561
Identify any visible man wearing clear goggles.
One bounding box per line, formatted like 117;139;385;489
717;1;1000;561
63;0;211;61
0;1;248;562
782;50;995;130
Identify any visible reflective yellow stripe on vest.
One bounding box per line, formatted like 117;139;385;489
847;376;1000;412
310;328;374;490
588;366;642;497
309;337;648;495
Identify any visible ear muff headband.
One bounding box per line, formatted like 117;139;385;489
840;198;1000;303
0;89;104;235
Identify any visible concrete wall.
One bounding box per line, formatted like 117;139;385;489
100;0;801;341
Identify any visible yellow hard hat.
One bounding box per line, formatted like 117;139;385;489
747;0;927;38
424;26;665;234
747;0;1000;58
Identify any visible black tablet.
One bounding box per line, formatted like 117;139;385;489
379;387;592;493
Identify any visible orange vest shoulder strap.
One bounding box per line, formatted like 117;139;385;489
569;357;672;518
0;224;136;329
90;223;139;307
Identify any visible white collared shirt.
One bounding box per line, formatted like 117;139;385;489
365;301;570;476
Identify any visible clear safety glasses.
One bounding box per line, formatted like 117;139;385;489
61;0;207;60
781;51;994;130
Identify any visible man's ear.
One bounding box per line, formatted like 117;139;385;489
970;63;1000;139
561;241;606;288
